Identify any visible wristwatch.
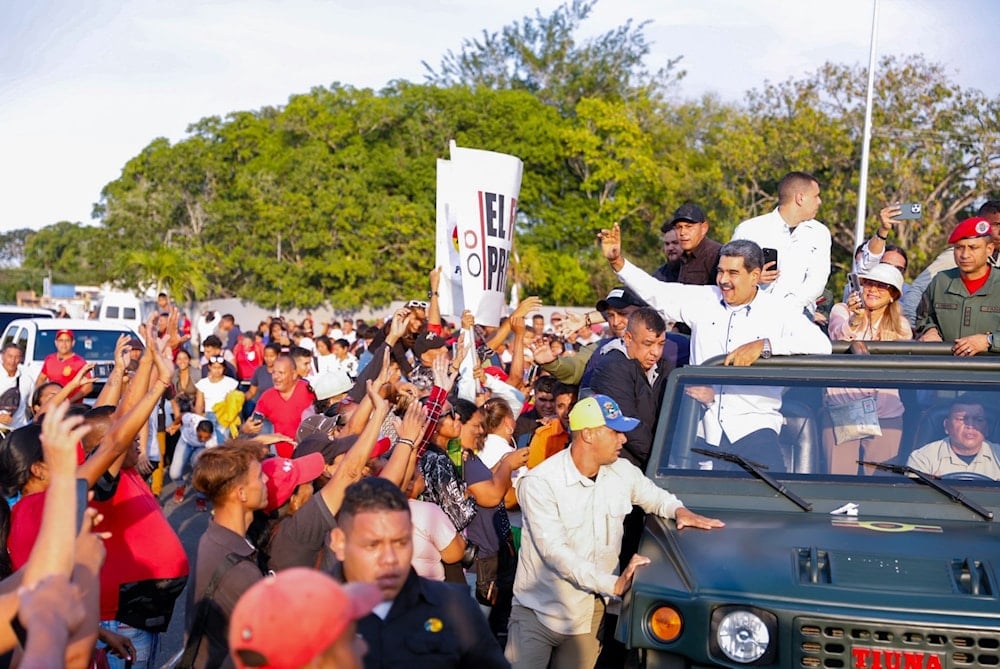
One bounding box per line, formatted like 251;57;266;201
988;332;994;349
760;338;772;359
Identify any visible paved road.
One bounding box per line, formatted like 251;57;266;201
155;480;209;669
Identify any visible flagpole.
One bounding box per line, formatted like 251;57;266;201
855;0;880;247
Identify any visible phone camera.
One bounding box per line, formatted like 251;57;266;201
909;203;921;215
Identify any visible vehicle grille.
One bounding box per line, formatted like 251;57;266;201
795;617;1000;668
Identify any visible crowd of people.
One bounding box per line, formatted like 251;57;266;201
0;171;998;669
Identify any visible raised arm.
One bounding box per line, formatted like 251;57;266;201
93;335;131;408
427;267;443;331
320;380;391;516
78;336;173;485
380;400;428;488
466;448;529;508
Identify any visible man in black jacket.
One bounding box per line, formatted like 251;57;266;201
330;477;509;669
588;307;671;470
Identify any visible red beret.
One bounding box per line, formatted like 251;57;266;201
948;217;992;244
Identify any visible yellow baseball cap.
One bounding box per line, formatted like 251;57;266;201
569;395;640;432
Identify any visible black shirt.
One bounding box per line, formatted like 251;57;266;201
357;570;509;669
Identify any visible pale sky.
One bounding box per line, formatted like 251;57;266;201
1;0;997;234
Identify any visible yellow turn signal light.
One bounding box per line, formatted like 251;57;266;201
648;605;683;643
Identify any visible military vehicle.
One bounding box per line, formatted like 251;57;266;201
618;343;1000;669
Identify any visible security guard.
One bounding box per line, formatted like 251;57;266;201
916;216;1000;356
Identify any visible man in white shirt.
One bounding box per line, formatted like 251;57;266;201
0;343;33;431
600;225;832;471
731;171;831;316
507;395;723;669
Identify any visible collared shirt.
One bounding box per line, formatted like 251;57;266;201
357;569;508;669
914;267;1000;346
732;208;832;314
652;237;722;285
906;439;1000;480
617;259;832;443
513;448;683;635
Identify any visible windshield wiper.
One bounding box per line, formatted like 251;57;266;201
692;447;812;511
858;461;994;521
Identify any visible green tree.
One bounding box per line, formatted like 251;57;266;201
21;221;112;285
423;0;682;113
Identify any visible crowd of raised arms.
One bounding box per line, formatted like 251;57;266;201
0;171;997;669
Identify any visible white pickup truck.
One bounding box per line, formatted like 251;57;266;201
1;318;139;399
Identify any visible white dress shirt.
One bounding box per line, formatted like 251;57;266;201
617;259;832;443
732;208;831;314
513;448;683;635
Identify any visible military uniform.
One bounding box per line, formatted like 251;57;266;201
915;267;1000;349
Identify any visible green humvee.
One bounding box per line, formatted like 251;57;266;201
618;343;1000;669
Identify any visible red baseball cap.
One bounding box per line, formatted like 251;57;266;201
261;452;325;513
55;329;74;340
948;216;992;244
229;568;381;669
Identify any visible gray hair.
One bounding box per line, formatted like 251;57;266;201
719;239;764;272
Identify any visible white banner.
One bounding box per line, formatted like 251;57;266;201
435;141;523;326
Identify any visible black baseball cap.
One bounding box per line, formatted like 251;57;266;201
595;287;646;312
670;202;707;225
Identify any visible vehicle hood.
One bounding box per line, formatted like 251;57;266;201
638;510;1000;613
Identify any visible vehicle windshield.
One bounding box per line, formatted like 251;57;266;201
33;329;127;362
656;374;1000;487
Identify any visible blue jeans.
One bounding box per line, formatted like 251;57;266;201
99;620;159;669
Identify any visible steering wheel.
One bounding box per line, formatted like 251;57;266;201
939;471;995;482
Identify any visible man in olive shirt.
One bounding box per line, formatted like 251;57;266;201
916;216;1000;356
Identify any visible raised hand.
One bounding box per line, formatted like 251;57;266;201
365;379;389;415
598;223;624;271
386;307;410;344
511;296;542;325
113;334;131;372
395;400;429;443
40;400;91;476
528;339;556;365
431;351;459;394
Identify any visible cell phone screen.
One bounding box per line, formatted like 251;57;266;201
75;477;89;532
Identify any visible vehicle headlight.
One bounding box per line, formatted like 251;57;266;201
715;609;770;663
647;605;683;643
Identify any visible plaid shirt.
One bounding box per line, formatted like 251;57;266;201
415;385;447;460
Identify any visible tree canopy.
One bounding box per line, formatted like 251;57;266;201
11;2;999;310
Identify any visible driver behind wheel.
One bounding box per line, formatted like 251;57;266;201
907;396;1000;479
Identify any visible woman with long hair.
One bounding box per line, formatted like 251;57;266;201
825;263;912;474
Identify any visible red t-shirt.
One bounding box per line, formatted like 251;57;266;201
40;352;89;387
255;380;316;458
8;471;189;621
91;469;189;620
961;267;991;297
234;342;264;381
